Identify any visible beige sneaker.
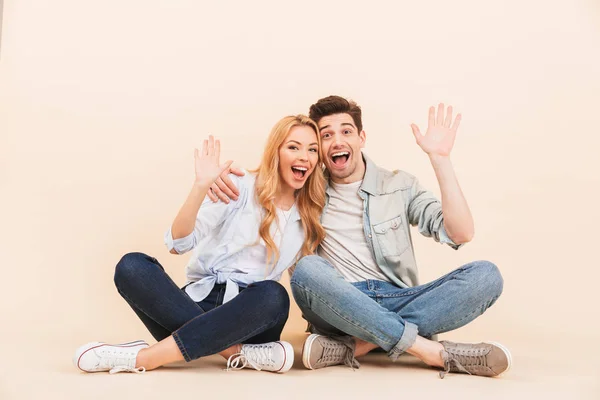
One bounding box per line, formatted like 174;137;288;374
439;341;512;378
302;334;360;370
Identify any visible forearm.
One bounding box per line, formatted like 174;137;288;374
429;155;474;243
171;180;212;240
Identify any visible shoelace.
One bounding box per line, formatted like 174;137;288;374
439;346;488;379
319;339;360;370
226;344;274;371
97;349;145;375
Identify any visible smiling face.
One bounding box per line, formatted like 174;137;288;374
278;125;320;192
318;113;366;184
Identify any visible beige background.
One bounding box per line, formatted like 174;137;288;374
1;0;599;399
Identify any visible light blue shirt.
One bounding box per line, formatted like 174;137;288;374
164;171;304;303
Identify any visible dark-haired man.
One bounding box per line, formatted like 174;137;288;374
209;96;511;378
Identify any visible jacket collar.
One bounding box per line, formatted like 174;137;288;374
359;153;379;196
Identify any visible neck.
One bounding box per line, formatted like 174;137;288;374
331;159;366;185
275;184;296;209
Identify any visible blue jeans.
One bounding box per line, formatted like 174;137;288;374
114;252;290;362
290;255;503;361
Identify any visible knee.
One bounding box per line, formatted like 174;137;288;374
252;280;290;320
290;256;337;309
114;252;157;287
470;260;504;300
291;255;331;287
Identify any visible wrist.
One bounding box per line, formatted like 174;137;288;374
428;153;451;164
193;178;214;189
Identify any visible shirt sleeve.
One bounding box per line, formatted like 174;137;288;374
406;177;463;250
164;173;247;254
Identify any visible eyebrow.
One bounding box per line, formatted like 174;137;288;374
287;140;318;146
319;123;356;131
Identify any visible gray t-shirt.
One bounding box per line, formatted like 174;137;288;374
318;180;391;283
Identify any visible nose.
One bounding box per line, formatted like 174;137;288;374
298;149;309;162
333;132;343;146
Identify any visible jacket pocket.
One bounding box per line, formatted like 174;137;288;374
372;216;409;257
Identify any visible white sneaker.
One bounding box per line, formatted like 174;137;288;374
74;340;149;374
226;341;294;373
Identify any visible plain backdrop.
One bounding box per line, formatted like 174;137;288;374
1;1;599;399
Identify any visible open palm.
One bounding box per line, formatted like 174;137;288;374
411;103;461;157
194;135;233;185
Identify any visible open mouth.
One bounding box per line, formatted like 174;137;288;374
291;166;308;179
330;151;350;167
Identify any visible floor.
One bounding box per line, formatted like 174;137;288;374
3;327;598;400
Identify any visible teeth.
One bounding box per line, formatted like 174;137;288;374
292;166;308;171
331;152;349;157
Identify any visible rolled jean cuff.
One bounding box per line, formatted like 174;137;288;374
387;321;418;361
172;331;192;362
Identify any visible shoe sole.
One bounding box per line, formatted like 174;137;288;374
485;341;513;375
274;341;294;373
301;334;320;370
74;340;148;372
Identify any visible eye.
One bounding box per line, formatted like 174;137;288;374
309;148;318;153
322;132;331;139
288;145;298;150
343;129;351;135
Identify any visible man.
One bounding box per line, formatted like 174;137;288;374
208;96;510;378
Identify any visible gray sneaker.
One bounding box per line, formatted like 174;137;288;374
302;334;360;370
439;341;512;378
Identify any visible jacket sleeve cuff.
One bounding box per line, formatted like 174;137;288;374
438;225;464;251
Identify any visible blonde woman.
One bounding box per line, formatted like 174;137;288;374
73;115;325;374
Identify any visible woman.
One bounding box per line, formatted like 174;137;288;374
73;115;326;374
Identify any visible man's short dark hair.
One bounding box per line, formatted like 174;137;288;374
309;95;363;132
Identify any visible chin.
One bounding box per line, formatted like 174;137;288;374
293;180;306;190
283;177;302;190
325;167;347;180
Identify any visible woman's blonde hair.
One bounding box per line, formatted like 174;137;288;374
251;115;326;269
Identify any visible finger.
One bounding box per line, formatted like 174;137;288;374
207;135;215;155
229;167;245;177
451;113;462;132
410;124;422;141
213;183;230;203
216;179;237;202
221;163;240;197
201;140;208;155
207;186;218;202
215;139;221;162
444;106;453;128
437;103;444;125
428;106;435;128
194;148;199;159
220;160;234;172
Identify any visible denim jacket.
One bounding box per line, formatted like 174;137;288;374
323;153;461;288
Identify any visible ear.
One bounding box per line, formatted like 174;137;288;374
359;130;367;149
